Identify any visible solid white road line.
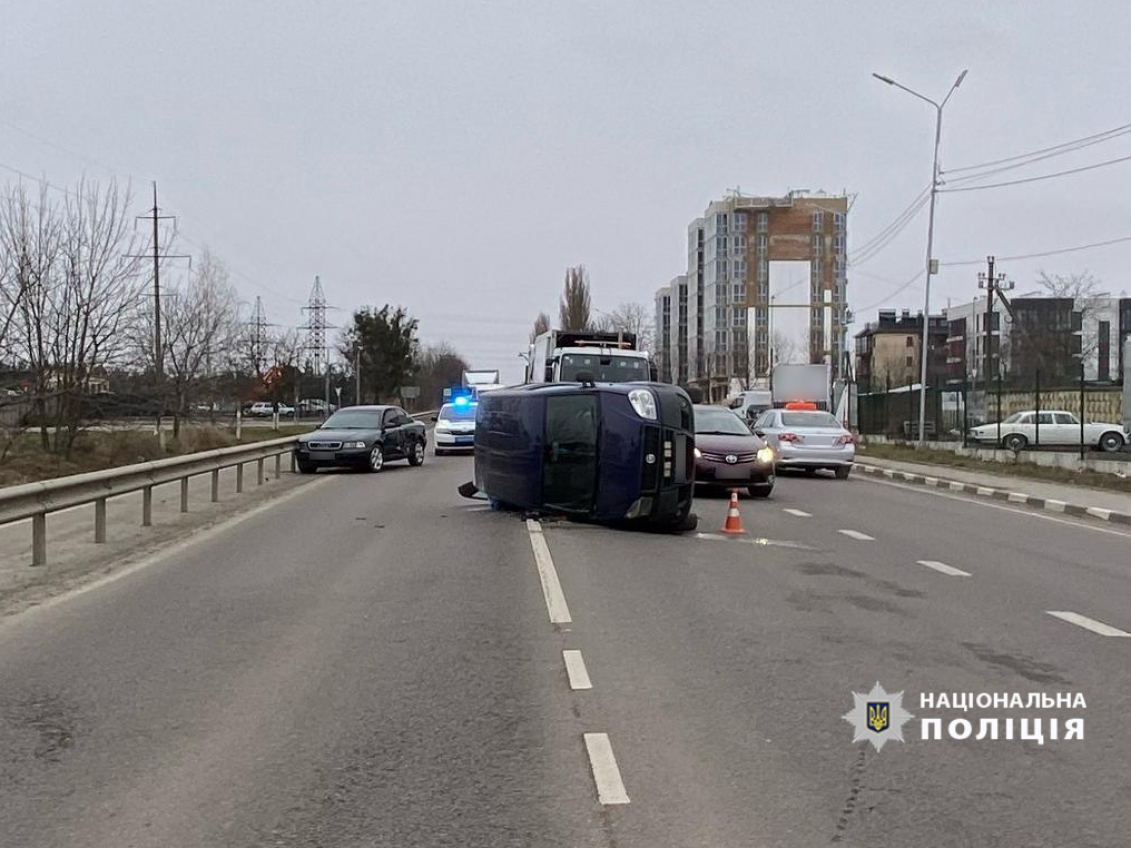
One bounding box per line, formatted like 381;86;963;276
859;477;1131;540
1046;611;1131;637
838;529;875;541
583;733;630;804
563;650;593;690
526;519;572;624
783;508;812;517
917;559;971;577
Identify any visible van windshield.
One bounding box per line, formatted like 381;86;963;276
559;353;649;383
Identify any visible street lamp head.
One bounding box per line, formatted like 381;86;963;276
872;72;896;85
954;69;968;89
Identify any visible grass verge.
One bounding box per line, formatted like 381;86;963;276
0;424;317;487
857;442;1131;494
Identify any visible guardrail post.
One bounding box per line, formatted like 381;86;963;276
180;477;190;513
257;458;265;486
290;452;296;473
236;463;244;493
142;486;153;527
95;498;107;543
274;453;281;480
211;469;220;502
32;514;46;566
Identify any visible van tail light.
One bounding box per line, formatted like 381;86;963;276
836;433;856;446
778;432;800;443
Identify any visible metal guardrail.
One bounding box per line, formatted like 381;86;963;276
0;410;440;568
0;437;300;567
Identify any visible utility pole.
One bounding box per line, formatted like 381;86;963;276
355;345;362;404
128;182;189;439
977;256;1011;399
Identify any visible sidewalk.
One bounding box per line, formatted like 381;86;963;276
855;456;1131;526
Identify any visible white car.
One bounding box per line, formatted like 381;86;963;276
247;401;294;418
752;407;856;478
432;399;477;455
969;410;1127;453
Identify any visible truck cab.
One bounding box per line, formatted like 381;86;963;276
528;330;656;384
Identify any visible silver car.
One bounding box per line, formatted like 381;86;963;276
752;408;855;478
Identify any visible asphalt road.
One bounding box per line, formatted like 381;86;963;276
1;454;1129;847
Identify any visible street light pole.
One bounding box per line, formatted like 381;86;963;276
874;69;967;448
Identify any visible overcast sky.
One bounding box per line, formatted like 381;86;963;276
4;1;1130;384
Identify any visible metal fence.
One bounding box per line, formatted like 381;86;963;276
0;437;299;567
857;373;1125;452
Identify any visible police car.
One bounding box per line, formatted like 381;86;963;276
432;395;478;456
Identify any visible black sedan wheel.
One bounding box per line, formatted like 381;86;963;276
368;444;384;473
296;458;316;475
408;440;426;466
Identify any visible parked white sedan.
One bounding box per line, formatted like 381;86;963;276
969;410;1127;453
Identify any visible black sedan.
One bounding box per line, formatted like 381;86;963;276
294;405;427;473
693;404;777;498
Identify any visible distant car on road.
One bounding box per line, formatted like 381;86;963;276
692;405;776;498
247;401;294;418
433;398;477;455
293;405;427;473
297;398;337;415
968;410;1127;453
752;406;855;478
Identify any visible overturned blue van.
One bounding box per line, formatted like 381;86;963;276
468;380;697;531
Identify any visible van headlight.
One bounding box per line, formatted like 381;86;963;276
628;388;657;420
757;446;775;465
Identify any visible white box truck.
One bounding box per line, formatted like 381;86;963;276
771;363;831;410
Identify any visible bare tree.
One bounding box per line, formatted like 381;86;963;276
559;266;591;332
594;302;654;352
530;311;550;342
134;249;240;437
1034;270;1105;363
1;178;145;456
771;331;806;367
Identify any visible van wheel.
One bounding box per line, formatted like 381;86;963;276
747;484;773;498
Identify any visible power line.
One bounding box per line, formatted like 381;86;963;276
848;195;930;268
854;269;925;314
940;152;1131;193
941;126;1131;187
941;234;1131;267
847;186;930;262
945;121;1131;174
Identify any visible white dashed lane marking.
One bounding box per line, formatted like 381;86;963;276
526;519;572;624
583;733;630;804
917;560;971;577
1046;611;1131;637
563;650;593;690
783;508;812;517
837;529;875;541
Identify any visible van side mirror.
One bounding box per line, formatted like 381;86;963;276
431;414;438;422
575;370;596;386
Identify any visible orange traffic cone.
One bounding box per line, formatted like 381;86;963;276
720;490;746;535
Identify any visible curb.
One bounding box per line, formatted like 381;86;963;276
855;463;1131;527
